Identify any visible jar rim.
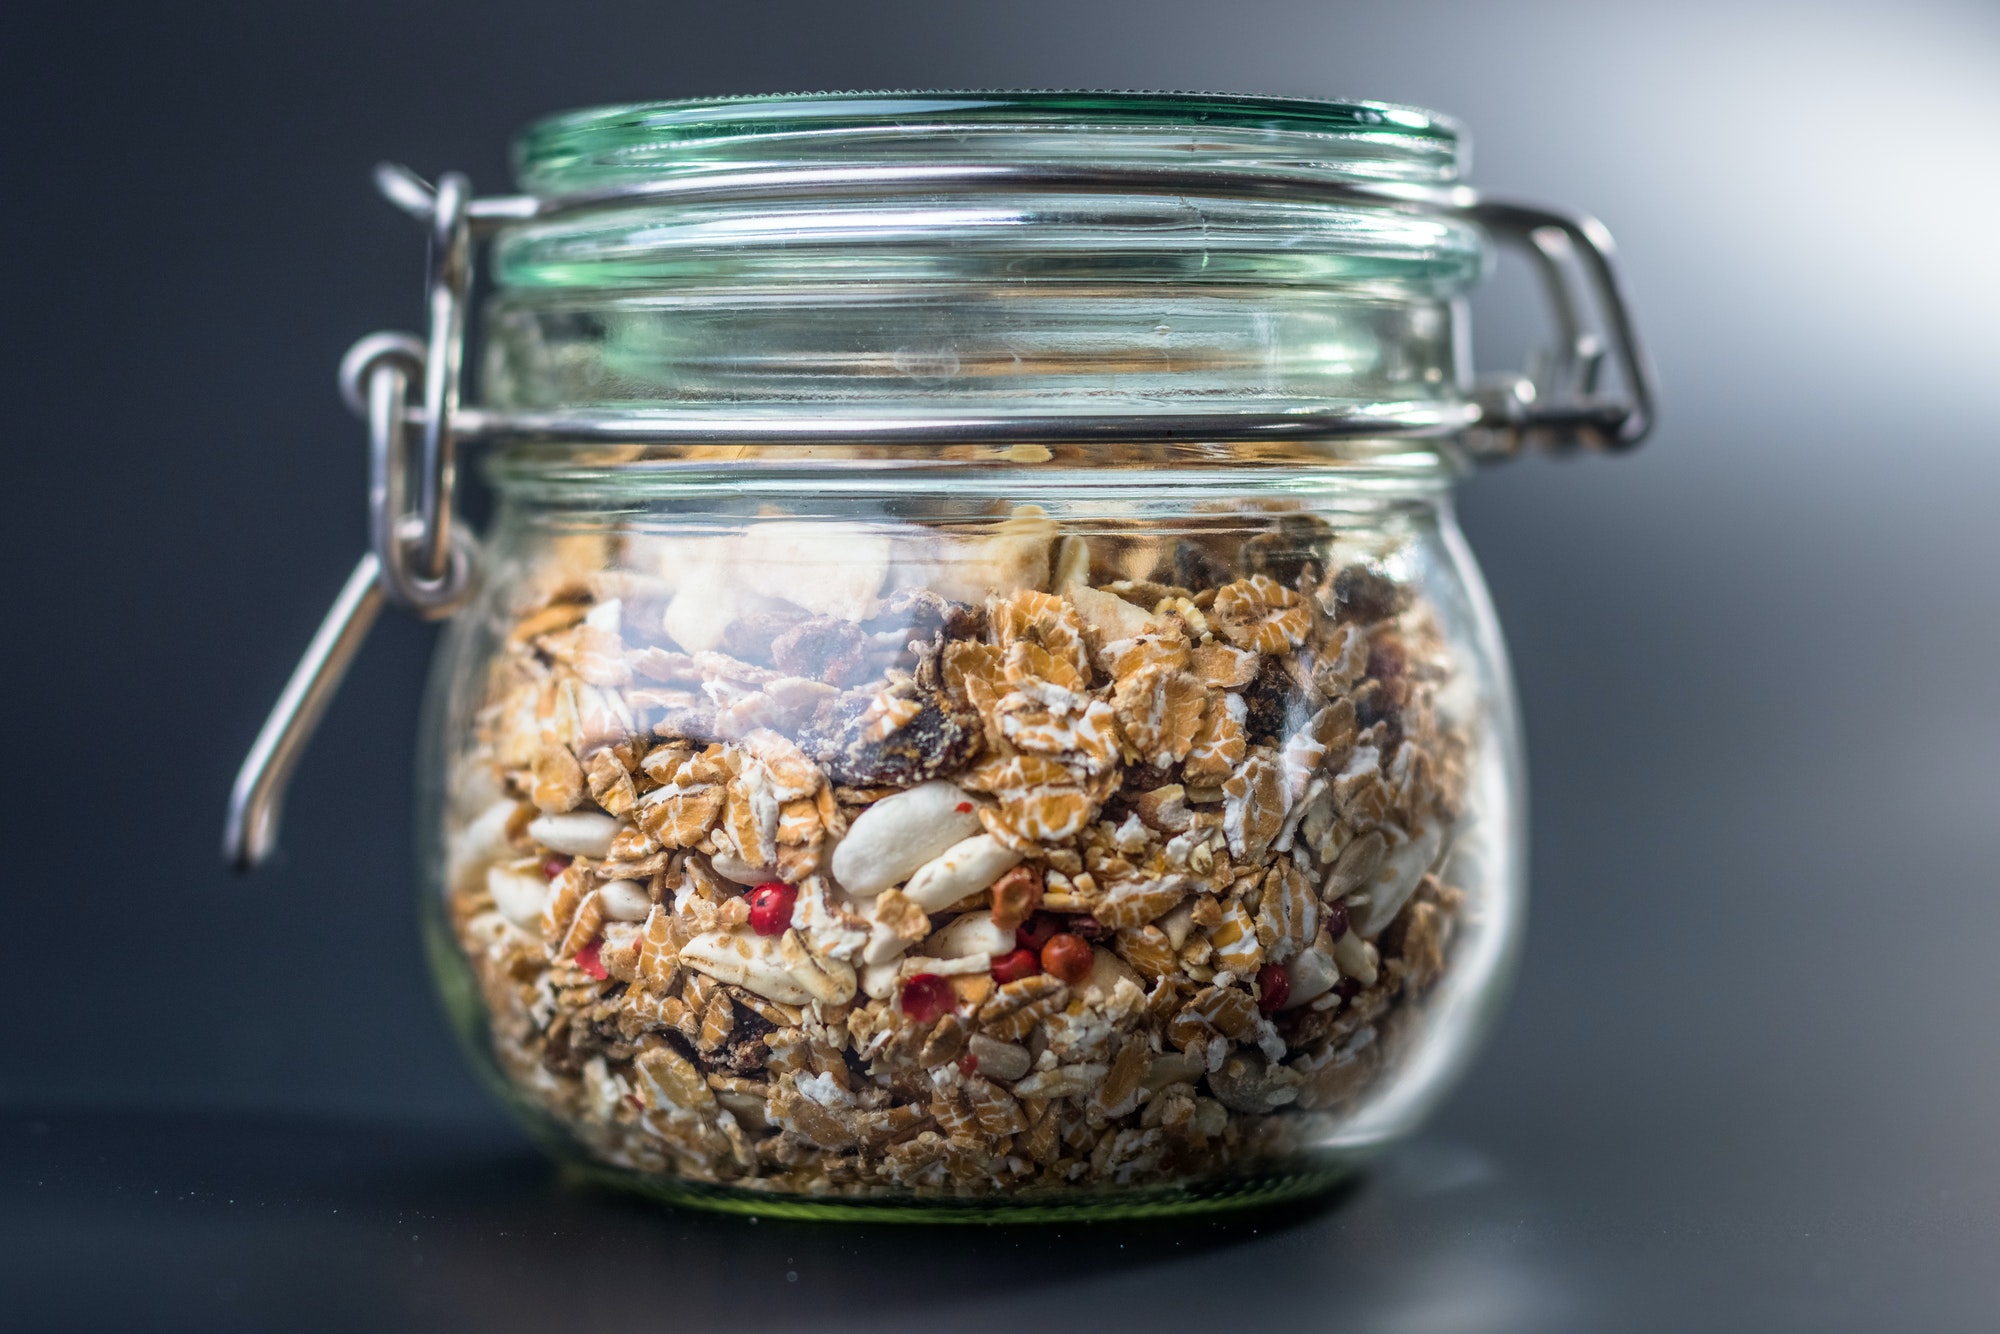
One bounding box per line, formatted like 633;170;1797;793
513;90;1465;196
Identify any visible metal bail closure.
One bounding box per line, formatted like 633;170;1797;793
224;177;480;871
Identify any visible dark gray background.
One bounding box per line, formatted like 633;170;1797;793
4;0;1998;1329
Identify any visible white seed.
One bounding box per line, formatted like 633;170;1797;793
486;861;551;930
780;928;858;1004
526;811;623;859
1333;929;1379;988
597;879;653;922
1352;819;1444;938
966;1034;1033;1082
861;961;902;1000
1159;900;1196;951
922;912;1016;960
680;929;814;1005
1279;931;1341;1010
708;850;768;885
902;834;1023;912
449;798;518;897
829;781;983;895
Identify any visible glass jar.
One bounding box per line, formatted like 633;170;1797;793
229;92;1653;1220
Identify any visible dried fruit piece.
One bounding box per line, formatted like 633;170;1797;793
1039;932;1094;984
1015;911;1063;953
990;948;1041;984
746;882;798;937
1331;563;1409;623
1256;962;1290;1013
900;973;956;1024
988;863;1044;932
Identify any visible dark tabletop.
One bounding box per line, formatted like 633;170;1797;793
7;1102;1996;1333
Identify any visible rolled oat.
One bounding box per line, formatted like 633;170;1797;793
443;516;1474;1202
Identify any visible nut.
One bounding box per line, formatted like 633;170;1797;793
526;811;624;859
830;781;985;895
902;833;1024;912
597;879;653;922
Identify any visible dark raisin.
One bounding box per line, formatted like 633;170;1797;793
1067;914;1110;942
647;703;721;747
1324;897;1349;941
718;609;809;664
1241;513;1332;589
1331;564;1409;623
1352;676;1409;750
1365;638;1408;682
1168;539;1232;592
1118;763;1177;797
869;587;985;641
799;686;984;786
1242;655;1311;745
770;616;872;686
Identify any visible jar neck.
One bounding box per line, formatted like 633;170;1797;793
481;438;1466;513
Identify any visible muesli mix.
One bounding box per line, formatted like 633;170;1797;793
443;508;1473;1198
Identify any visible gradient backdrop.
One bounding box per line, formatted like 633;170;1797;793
3;1;1997;1329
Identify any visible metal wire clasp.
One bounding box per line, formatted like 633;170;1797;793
223;172;480;870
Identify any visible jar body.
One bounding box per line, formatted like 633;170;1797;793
419;446;1522;1217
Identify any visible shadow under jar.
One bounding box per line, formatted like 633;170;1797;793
237;92;1654;1220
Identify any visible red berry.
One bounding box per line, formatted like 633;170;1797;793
900;973;955;1024
1256;962;1290;1013
541;855;572;880
955;801;973;813
1324;898;1349;941
746;882;798;937
990;948;1041;984
1040;933;1094;984
957;1051;979;1075
1016;911;1062;952
576;940;608;980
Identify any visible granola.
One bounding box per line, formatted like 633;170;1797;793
442;511;1476;1200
